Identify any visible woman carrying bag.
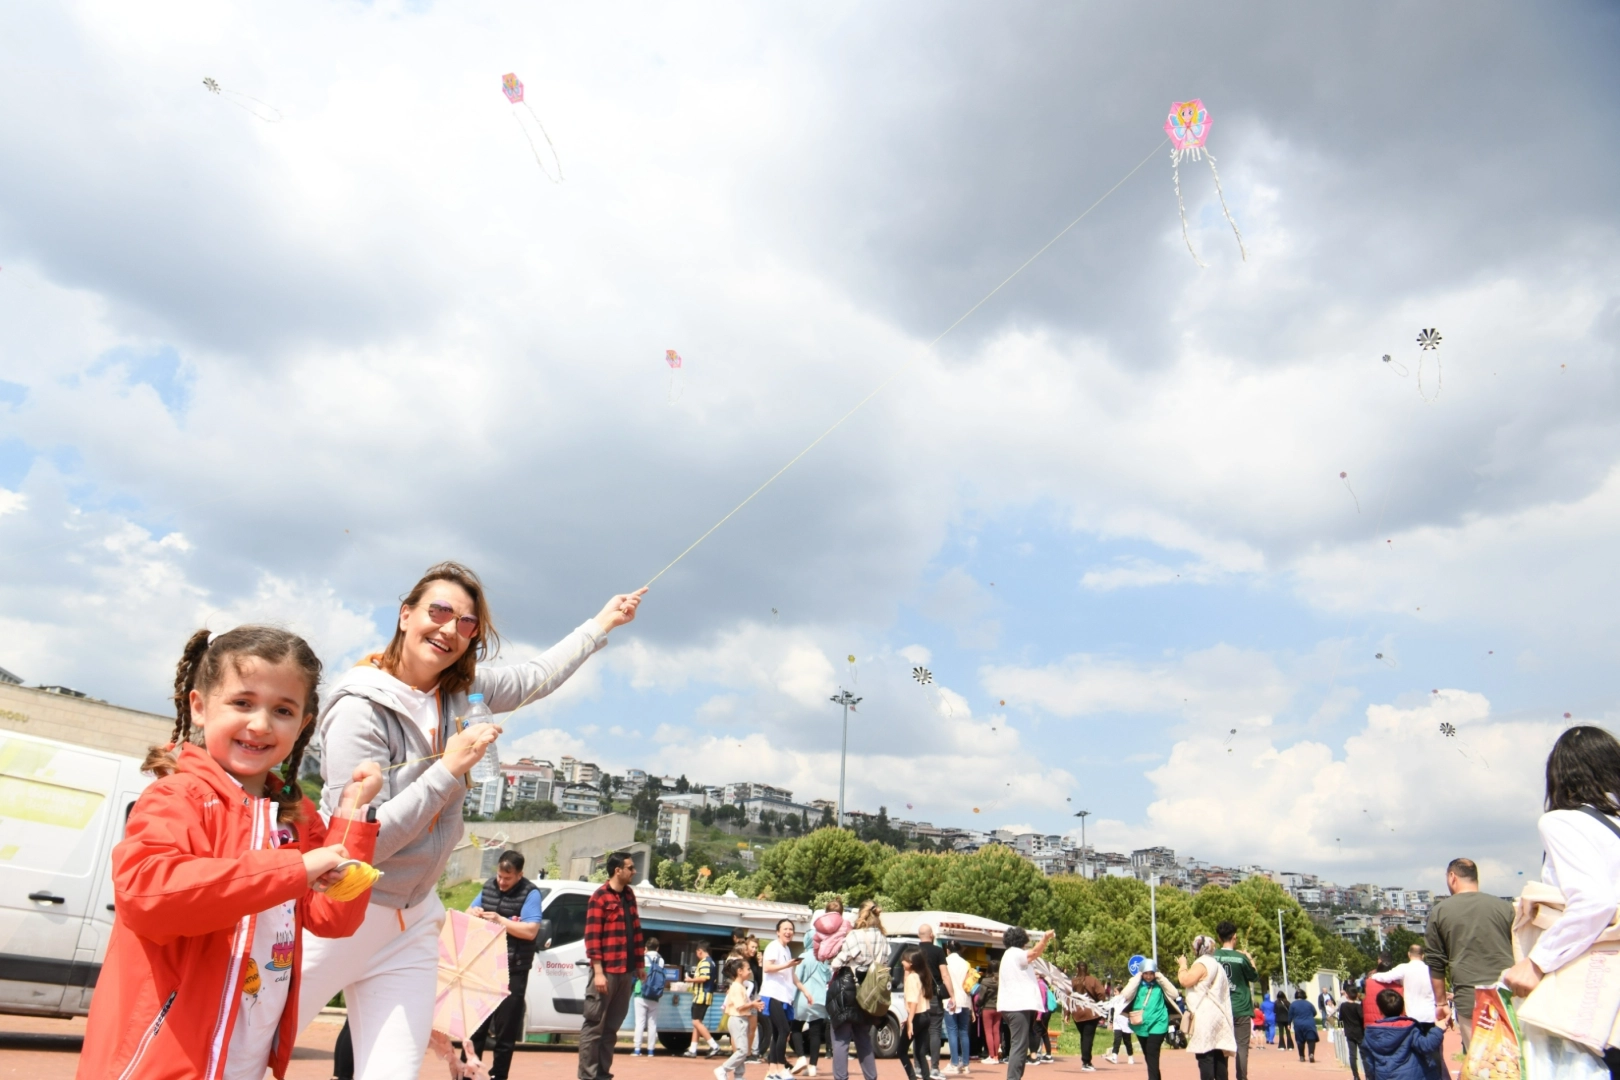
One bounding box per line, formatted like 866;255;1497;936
827;901;891;1080
1503;726;1620;1073
1119;960;1183;1080
1177;936;1238;1080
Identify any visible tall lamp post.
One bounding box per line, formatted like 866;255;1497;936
1277;908;1291;991
1074;810;1091;879
830;689;861;828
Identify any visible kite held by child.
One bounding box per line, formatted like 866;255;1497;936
78;626;383;1080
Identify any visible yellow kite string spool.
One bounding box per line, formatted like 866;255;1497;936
323;795;383;902
323;859;382;902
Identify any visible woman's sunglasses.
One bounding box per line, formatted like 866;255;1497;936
425;602;479;638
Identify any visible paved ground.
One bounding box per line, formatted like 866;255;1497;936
0;1015;1465;1080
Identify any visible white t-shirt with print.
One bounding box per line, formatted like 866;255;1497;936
222;894;297;1077
762;940;796;1002
997;946;1042;1013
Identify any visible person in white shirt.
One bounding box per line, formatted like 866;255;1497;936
761;919;813;1080
1380;944;1436;1023
996;928;1054;1080
1503;725;1620;1078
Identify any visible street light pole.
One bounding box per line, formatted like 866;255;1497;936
830;689;861;828
1074;810;1091;879
1277;908;1290;991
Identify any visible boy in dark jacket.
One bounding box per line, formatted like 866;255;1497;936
1361;990;1444;1080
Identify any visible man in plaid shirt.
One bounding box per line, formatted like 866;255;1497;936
578;851;644;1080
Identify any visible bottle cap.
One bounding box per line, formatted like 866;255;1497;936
468;693;485;703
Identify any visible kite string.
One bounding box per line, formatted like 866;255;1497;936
640;136;1171;591
510;112;561;183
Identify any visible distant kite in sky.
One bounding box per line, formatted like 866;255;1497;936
912;667;932;686
202;76;282;122
666;349;684;402
1381;353;1410;377
847;654;858;684
1340;471;1360;513
1164;99;1245;266
502;73;562;183
1439;722;1456;736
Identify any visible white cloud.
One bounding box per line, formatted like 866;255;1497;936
1139;689;1563;886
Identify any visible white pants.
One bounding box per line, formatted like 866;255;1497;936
297;894;445;1080
633;995;658;1053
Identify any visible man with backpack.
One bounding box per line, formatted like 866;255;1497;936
468;851;545;1080
633;935;667;1056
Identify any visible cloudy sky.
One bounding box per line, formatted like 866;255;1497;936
3;1;1617;893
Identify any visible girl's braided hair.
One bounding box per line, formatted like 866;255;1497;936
142;626;323;825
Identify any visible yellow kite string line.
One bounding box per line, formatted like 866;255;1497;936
323;794;383;901
637;137;1171;593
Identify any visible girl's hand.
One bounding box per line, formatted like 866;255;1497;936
339;761;384;810
443;723;501;776
594;589;648;634
304;845;350;888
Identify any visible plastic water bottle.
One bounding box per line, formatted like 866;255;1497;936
464;694;501;784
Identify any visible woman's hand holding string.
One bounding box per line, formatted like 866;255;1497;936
443;722;501;776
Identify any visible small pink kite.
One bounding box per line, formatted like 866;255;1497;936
1165;99;1245;266
501;73;562;183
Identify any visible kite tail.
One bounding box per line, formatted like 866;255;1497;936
1171;150;1206;268
1205;151;1246;262
521;102;564;182
1417;354;1442;404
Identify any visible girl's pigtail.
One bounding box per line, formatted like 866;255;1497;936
274;721;315;826
145;628;212;776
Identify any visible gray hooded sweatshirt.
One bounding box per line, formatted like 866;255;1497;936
315;620;606;909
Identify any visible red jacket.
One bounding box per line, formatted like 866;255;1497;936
78;745;378;1080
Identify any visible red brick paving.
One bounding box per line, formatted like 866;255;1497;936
0;1015;1466;1080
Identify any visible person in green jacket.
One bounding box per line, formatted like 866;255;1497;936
1118;960;1183;1080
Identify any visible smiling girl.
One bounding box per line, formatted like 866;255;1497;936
78;626;383;1080
296;561;644;1079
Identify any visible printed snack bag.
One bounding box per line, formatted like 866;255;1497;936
1462;988;1523;1080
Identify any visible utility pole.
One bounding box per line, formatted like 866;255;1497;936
1278;908;1290;992
1150;875;1159;964
830;689;861;828
1074;810;1091;879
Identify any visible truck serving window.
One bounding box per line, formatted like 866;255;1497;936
544;892;589;947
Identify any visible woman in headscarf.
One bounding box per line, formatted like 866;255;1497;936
1176;936;1237;1080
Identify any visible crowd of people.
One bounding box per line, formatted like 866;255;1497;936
68;555;1620;1080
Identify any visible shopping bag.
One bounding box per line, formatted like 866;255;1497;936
1520;1024;1609;1080
1462;988;1523;1080
1514;881;1620;1051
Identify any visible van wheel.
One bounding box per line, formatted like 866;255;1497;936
658;1033;693;1054
873;1016;900;1058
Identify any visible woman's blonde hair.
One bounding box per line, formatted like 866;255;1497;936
380;561;501;696
854;900;883;930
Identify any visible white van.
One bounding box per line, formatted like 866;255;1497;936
0;730;150;1016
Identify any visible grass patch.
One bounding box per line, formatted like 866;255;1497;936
439;878;483;911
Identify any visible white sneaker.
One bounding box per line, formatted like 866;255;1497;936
714;1068;729;1080
809;1068;819;1077
1106;1054;1118;1065
685;1048;699;1058
791;1057;810;1076
1128;1056;1135;1066
1083;1067;1097;1073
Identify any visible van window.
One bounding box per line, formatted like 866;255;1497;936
544;892;590;947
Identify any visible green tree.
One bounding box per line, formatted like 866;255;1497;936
880;852;953;911
756;828;887;904
492;799;562;822
1384;926;1423;964
675;775;691;793
818;805;836;829
1229;877;1322;982
1319;932;1376;980
929;844;1056;928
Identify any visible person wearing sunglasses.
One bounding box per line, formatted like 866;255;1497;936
297;560;645;1080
